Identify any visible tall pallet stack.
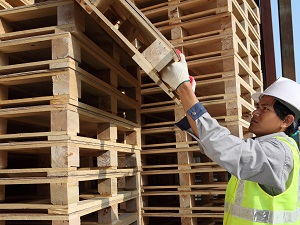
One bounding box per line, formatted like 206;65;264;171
0;0;264;224
0;1;142;224
137;0;263;224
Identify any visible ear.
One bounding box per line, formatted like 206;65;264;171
282;114;295;128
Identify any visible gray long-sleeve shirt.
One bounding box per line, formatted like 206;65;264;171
176;102;294;195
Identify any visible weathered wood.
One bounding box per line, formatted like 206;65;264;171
142;212;224;218
0;1;73;22
0;1;12;9
4;0;34;7
0;191;138;219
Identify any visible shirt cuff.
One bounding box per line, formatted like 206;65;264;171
175;102;207;131
176;117;190;130
187;102;207;120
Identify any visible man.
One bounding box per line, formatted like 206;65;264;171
161;52;300;224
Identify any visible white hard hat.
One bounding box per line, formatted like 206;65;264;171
252;77;300;121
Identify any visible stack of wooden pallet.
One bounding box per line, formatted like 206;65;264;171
0;1;142;224
138;0;262;224
0;0;264;224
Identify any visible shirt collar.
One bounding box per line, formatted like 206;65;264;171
254;132;287;141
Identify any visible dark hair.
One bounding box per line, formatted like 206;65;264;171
273;100;295;136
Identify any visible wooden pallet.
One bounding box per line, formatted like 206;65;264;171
76;0;181;104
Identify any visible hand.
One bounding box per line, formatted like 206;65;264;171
161;52;190;90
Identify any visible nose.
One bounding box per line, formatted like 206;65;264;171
251;108;260;117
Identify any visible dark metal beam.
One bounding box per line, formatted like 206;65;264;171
257;0;277;88
278;0;295;81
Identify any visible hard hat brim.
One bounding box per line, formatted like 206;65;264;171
251;92;262;102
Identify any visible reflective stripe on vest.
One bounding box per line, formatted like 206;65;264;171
225;200;300;224
224;136;300;224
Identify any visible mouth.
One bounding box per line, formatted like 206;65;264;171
250;118;258;124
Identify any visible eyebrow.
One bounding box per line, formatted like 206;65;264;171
256;103;272;108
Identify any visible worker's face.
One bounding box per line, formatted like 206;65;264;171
249;95;286;137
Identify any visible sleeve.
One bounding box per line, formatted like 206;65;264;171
176;102;293;192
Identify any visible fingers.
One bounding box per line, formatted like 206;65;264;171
189;75;195;84
189;76;196;92
179;54;187;67
175;49;182;56
175;49;186;64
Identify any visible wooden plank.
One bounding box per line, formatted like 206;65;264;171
83;212;138;225
142;162;219;169
141;168;226;175
157;11;231;33
141;190;225;196
0;136;141;153
141;0;224;19
142;183;227;190
74;191;139;216
0;0;73;22
142;212;224;218
0;190;138;218
142;206;224;211
0;32;69;54
0;131;67;140
0;1;12;9
141;142;199;151
0;69;62;85
0;25;73;41
0;169;136;184
4;0;34;7
0;58;71;74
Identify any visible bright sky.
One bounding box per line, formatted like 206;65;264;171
271;0;300;82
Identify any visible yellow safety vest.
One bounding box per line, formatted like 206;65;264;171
223;136;300;225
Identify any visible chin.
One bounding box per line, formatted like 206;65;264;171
248;128;259;136
248;126;254;133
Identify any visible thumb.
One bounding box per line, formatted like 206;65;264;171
179;53;185;61
179;54;187;66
